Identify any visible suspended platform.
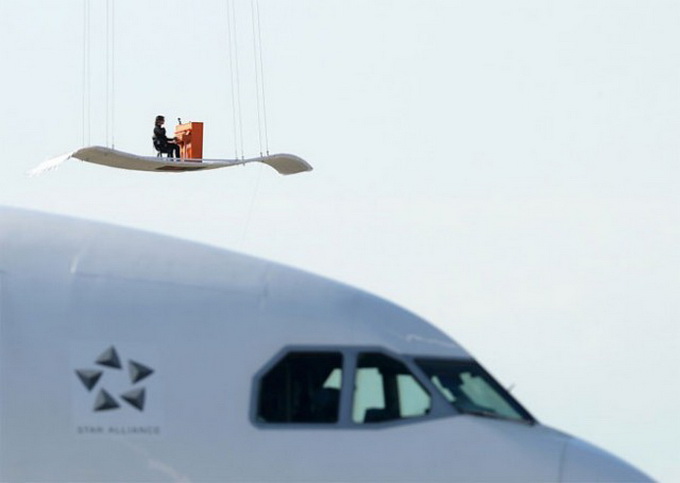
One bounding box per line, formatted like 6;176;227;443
29;146;313;177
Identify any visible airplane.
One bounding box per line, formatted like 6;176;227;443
0;206;651;482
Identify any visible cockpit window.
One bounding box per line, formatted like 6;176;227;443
254;350;533;427
257;352;342;423
416;358;534;423
353;353;431;424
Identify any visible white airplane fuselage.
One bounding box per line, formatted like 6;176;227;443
0;207;650;482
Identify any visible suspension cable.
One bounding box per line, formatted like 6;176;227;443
82;0;91;146
254;0;270;155
228;0;245;159
226;0;239;159
87;0;91;145
105;0;110;147
110;0;115;148
250;0;263;156
81;0;86;146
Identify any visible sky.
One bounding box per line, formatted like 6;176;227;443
1;0;679;480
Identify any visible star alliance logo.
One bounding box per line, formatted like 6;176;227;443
75;346;155;412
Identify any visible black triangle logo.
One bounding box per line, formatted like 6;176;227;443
96;346;122;369
128;360;154;384
75;369;103;391
121;387;146;411
94;389;120;411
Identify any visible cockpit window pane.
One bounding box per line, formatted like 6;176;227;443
353;368;385;422
353;353;431;423
397;374;431;418
416;358;534;424
459;373;521;419
257;352;342;423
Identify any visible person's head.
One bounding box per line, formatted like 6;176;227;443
155;115;165;125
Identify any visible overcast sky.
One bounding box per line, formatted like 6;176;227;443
1;1;678;480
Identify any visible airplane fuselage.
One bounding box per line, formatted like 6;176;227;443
0;208;650;482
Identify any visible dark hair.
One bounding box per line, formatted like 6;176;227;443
155;115;165;122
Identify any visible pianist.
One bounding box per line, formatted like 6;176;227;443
152;115;181;158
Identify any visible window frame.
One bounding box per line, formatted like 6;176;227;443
251;346;348;427
252;347;535;429
352;352;434;424
251;346;455;429
414;357;537;425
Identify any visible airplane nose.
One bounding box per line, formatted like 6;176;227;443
559;437;652;482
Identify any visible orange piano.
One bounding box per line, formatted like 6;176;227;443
174;121;204;160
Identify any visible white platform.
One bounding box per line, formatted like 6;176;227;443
29;146;313;176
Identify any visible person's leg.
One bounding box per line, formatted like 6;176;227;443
171;143;181;158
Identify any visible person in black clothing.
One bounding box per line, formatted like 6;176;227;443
153;115;181;158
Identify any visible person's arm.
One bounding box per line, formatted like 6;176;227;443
154;125;174;144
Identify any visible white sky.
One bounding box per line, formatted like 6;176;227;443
1;1;679;480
